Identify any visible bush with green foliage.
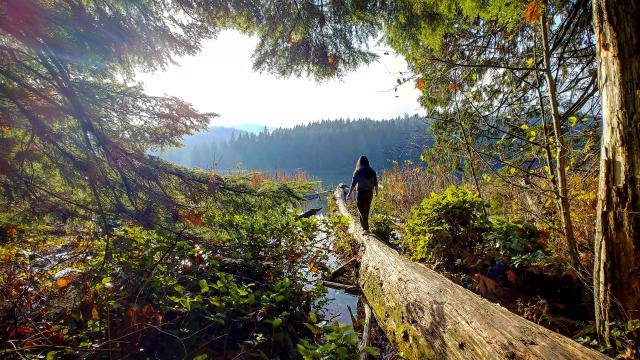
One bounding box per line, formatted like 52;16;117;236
481;216;553;268
403;185;488;265
0;176;366;359
369;199;397;242
402;185;552;270
297;312;379;360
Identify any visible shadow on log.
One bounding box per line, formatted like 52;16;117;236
333;187;608;360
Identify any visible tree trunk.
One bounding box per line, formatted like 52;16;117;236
334;188;609;359
592;0;640;343
539;12;582;273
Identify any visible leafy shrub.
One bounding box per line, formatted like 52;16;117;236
481;216;552;267
378;159;456;218
404;185;487;265
0;178;335;359
370;213;394;241
402;185;555;271
369;199;397;242
297;312;379;360
576;319;640;357
327;214;358;258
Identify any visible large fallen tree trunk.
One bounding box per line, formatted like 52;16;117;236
333;188;608;360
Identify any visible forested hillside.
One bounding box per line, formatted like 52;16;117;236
158;126;245;165
166;116;429;184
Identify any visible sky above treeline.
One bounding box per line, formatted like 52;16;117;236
137;30;422;128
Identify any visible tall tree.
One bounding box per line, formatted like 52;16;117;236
378;0;599;273
592;0;640;343
0;0;277;258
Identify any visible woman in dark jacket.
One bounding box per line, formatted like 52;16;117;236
346;155;378;232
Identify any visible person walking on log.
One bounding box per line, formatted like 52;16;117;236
346;155;378;233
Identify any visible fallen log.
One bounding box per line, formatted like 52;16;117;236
321;280;359;294
303;190;330;200
333;187;608;360
326;257;358;281
296;207;323;219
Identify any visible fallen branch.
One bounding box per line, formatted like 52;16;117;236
321;280;359;294
326;257;358;281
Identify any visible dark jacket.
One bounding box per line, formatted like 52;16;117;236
351;166;378;192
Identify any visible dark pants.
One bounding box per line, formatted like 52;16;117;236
357;190;374;231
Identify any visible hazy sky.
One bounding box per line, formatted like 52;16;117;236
137;30;423;128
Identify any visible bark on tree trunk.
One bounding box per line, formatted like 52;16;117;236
539;12;582;273
334;188;609;359
592;0;640;343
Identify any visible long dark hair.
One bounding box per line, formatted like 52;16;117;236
353;155;370;176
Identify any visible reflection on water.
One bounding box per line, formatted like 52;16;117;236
301;194;359;325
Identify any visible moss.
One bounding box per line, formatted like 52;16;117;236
361;271;436;359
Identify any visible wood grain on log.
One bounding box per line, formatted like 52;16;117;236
333;188;609;360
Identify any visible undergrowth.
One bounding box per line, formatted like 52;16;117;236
0;176;370;359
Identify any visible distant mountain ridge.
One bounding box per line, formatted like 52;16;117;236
159;117;430;185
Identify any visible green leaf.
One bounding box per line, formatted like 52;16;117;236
628;319;640;331
193;355;208;360
199;279;209;293
304;322;319;334
272;318;283;328
364;346;381;356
